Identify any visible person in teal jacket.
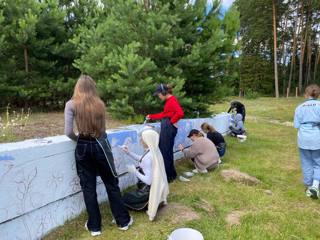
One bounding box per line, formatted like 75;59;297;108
294;84;320;199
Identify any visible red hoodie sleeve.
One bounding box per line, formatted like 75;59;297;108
149;111;166;120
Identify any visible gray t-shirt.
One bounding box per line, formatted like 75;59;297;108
64;100;77;141
182;137;219;170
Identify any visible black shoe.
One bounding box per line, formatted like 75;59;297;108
308;187;319;199
168;176;176;183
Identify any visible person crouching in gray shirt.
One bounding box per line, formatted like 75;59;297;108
179;129;220;173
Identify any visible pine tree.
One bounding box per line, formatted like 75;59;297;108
73;0;239;118
0;0;81;107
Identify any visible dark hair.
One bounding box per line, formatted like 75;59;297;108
305;84;320;99
188;129;204;138
193;132;204;137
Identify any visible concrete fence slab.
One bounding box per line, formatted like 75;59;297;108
0;114;230;240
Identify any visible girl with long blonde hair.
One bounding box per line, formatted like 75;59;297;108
64;75;132;237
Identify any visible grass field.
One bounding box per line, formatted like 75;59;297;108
43;97;320;240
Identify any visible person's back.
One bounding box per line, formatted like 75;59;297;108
294;99;320;150
64;75;132;236
191;137;219;170
201;122;227;157
207;131;225;146
294;84;320;199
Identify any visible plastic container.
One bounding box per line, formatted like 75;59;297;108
168;228;204;240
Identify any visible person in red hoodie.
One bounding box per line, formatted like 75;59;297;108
147;83;184;182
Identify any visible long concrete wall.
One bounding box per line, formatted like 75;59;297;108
0;114;230;240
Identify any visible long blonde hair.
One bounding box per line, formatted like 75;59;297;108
72;75;106;137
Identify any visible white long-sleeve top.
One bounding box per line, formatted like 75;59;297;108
127;150;153;185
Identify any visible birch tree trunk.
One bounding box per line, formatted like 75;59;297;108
273;0;279;98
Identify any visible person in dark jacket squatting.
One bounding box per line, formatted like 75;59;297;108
64;75;132;237
147;84;184;182
121;127;169;221
228;100;246;122
201;122;227;158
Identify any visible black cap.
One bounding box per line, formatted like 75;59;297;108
153;83;168;96
187;129;200;138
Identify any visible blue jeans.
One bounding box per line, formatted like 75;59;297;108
299;148;320;186
217;143;226;157
75;136;130;231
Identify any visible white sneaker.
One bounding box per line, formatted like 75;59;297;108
179;175;191;182
84;221;101;237
192;169;199;174
192;168;208;174
183;171;194;177
199;169;208;173
118;216;133;231
306;188;312;197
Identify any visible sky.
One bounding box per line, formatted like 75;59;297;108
222;0;235;9
190;0;235;9
205;0;235;15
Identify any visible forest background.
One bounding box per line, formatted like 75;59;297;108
0;0;319;119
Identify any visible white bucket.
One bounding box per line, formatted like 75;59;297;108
168;228;204;240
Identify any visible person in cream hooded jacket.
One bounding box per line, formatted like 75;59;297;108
123;127;169;221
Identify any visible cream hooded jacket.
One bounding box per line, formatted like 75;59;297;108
141;128;169;221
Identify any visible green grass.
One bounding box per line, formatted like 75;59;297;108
45;97;320;240
211;97;303;122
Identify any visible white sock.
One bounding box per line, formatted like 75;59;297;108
312;180;319;188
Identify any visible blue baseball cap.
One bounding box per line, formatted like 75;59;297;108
153;84;168;96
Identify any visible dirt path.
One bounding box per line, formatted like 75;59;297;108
247;115;293;127
2;111;124;143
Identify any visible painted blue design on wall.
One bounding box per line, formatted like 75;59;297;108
0;155;15;161
106;130;138;147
